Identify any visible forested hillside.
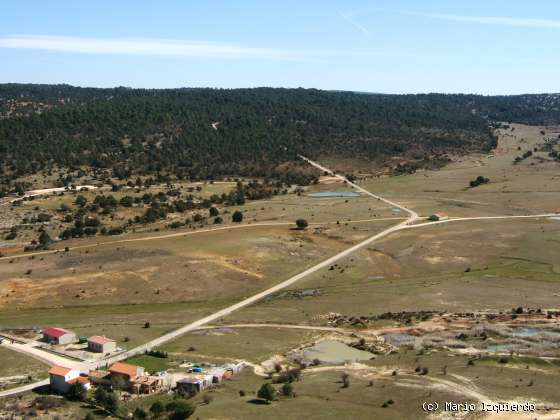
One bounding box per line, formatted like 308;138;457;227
1;84;558;183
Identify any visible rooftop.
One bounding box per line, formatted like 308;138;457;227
67;376;90;385
43;327;72;338
109;362;140;378
48;366;71;376
88;335;115;345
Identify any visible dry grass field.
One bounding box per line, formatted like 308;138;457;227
0;347;47;383
356;124;560;218
0;124;559;418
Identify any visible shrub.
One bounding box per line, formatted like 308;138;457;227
295;219;308;230
257;383;276;403
66;382;87;402
150;401;164;417
232;211;243;223
281;382;294;397
165;400;196;420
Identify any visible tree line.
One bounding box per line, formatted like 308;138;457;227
7;85;560;182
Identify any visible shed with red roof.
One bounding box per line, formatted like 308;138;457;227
42;327;77;345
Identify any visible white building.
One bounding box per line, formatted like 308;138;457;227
87;336;117;353
49;366;85;393
42;327;77;345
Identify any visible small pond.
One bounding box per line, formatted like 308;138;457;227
486;343;517;353
511;328;560;338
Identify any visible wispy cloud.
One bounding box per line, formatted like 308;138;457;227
0;34;401;61
0;34;300;60
339;11;371;36
408;12;560;29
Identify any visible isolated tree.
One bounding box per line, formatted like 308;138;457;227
75;195;87;207
295;219;308;230
214;216;223;224
5;227;17;240
38;230;52;248
232;210;243;223
209;206;219;217
257;383;276;403
341;372;350;388
281;382;294;397
469;175;490;188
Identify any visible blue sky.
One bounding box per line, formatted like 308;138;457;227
1;0;559;93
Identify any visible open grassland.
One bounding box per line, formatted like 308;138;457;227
0;206;396;348
223;217;560;325
358;124;560;218
160;326;325;364
0;221;397;310
0;347;48;385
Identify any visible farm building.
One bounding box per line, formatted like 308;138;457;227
109;362;145;389
42;327;77;345
49;366;89;393
224;362;245;375
175;362;245;394
87;336;117;353
210;368;226;383
176;377;205;394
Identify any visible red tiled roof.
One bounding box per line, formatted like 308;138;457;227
43;327;71;338
68;376;90;385
109;362;139;378
49;366;71;376
88;336;115;345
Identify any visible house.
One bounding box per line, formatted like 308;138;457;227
176;377;205;394
210;368;226;383
88;336;117;353
49;366;81;393
108;362;144;389
130;375;164;394
42;327;77;345
224;362;244;375
203;373;214;388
